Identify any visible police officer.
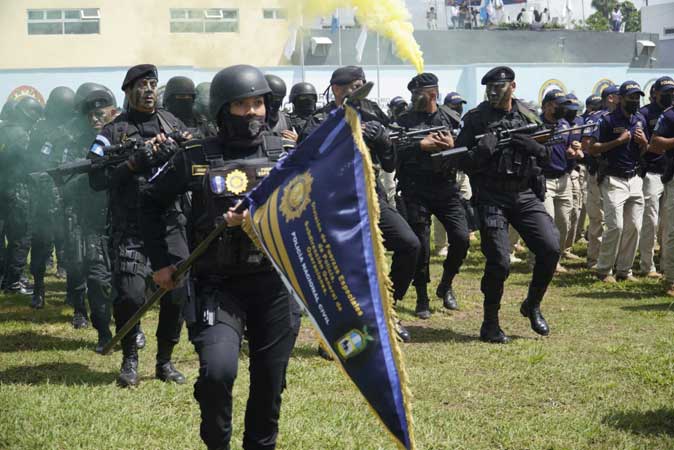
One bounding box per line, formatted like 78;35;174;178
581;86;619;269
164;76;203;138
456;66;559;343
387;96;409;124
287;81;318;137
140;64;297;450
302;66;419;341
1;96;43;295
396;73;470;318
442;91;467;125
537;90;581;274
26;87;76;309
638;76;674;278
652;97;674;294
563;93;586;258
88;64;188;387
194;81;218;138
60;84;116;351
589;81;648;283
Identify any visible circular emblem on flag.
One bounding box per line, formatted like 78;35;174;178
538;79;567;105
225;169;248;195
280;171;313;222
592;78;616;98
8;85;45;105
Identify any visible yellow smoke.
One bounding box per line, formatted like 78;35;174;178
284;0;424;73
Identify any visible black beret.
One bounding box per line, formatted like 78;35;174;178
481;66;515;85
121;64;158;91
407;73;439;92
330;66;366;86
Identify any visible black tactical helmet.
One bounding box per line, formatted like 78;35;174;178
210;65;271;119
14;96;44;126
194;82;211;118
388;96;407;109
44;87;76;121
289;82;318;102
74;83;116;114
264;74;287;100
165;76;196;99
0;98;18;121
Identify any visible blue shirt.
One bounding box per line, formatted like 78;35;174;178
540;114;570;175
566;116;585;172
640;103;666;165
654;107;674;158
597;107;648;172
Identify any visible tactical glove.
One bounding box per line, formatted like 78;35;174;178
363;121;391;152
127;144;155;172
476;133;498;159
511;133;547;159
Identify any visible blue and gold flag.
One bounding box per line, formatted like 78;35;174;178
243;106;415;449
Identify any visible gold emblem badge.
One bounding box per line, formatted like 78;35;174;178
226;169;249;195
280;171;313;222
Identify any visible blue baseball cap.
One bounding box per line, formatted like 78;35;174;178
654;76;674;92
543;89;570;105
565;93;581;110
444;92;466;105
600;85;619;98
619;80;644;97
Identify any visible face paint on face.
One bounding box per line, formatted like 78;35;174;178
411;91;430;112
127;78;158;113
88;106;116;131
486;82;510;107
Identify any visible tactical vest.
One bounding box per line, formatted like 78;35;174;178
468;100;542;179
191;134;283;278
107;109;183;239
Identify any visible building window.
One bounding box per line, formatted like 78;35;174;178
27;9;101;35
664;27;674;36
170;8;239;33
262;9;287;20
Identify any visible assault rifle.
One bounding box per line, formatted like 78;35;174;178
389;125;458;145
31;133;187;186
430;122;596;167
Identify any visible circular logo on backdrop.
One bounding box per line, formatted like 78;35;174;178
642;78;657;101
7;85;45;105
592;78;616;97
538;79;568;105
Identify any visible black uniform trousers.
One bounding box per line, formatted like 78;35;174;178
189;271;295;450
378;193;421;300
111;238;184;346
3;183;31;286
476;187;560;308
401;184;470;288
68;234;112;336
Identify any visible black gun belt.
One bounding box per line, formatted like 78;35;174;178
605;168;638;179
644;164;665;175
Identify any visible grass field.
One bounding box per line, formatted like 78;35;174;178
2;242;674;450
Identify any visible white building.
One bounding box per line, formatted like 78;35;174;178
641;0;674;67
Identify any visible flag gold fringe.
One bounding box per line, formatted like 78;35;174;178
345;105;416;450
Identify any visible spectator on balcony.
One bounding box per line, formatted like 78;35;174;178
610;5;623;32
427;6;438;30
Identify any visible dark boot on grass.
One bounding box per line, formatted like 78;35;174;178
436;272;458;310
480;304;510;344
415;284;431;320
156;340;185;384
118;337;139;388
520;286;550;336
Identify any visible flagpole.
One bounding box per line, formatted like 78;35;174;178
337;9;343;66
376;32;381;103
300;17;305;82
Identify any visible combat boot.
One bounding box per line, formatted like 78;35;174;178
436;272;458;310
30;275;45;309
520;286;550;336
118;339;139;388
479;304;510;344
414;284;431;320
155;340;186;384
395;320;411;343
95;329;112;354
